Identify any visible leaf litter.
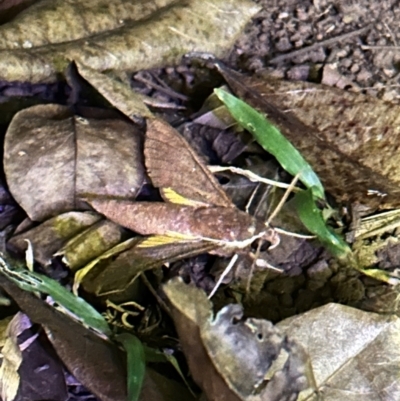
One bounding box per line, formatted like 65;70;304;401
2;1;400;399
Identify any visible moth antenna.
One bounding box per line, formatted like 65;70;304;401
274;227;315;239
208;254;239;299
267;172;301;225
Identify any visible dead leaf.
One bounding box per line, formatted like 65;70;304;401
0;275;127;401
0;312;67;401
4;104;145;221
75;61;154;122
163;279;312;401
0;0;260;83
8;211;102;266
277;303;400;400
212;61;400;209
54;219;127;271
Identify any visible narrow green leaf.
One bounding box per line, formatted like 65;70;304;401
292;188;351;257
0;253;111;336
117;334;146;401
214;88;325;199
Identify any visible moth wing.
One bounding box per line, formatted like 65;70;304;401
145;118;233;208
138;234;199;248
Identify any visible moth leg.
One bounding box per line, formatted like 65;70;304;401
208;254;239;299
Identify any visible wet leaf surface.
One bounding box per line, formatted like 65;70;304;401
0;0;260;83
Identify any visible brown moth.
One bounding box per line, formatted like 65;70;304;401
89;118;279;255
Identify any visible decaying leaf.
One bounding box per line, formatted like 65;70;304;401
0;0;260;83
277;303;400;400
0;312;67;401
0;275;127;401
4;104;145;221
164;279;312;401
75;61;154;121
210;60;400;209
8;211;103;266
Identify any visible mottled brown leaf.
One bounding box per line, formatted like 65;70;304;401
277;303;400;400
4;104;145;221
164;279;311;401
213;62;400;209
75;62;154;121
0;0;260;83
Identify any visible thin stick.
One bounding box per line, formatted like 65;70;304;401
208;254;239;299
267;173;301;224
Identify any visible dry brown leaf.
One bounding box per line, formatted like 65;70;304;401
8;211;102;266
0;0;260;83
4;104;145;221
164;279;312;401
277;303;400;400
75;62;154;121
213;62;400;209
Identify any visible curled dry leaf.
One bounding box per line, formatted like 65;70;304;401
277;303;400;400
164;279;312;401
4;104;145;221
0;0;260;83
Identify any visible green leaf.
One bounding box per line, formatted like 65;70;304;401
214;88;325;200
117;334;146;401
0;253;111;336
292;188;351;257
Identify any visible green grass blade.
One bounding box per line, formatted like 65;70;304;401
292;188;351;257
117;334;146;401
0;253;111;336
214;88;325;200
